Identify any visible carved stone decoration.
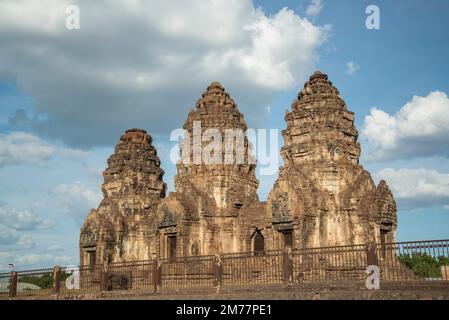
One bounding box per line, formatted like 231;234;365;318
159;206;176;228
80;229;97;247
191;242;199;256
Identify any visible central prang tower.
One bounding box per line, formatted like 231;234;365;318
175;81;259;215
155;82;262;258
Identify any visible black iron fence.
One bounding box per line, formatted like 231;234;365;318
2;239;449;298
0;272;10;297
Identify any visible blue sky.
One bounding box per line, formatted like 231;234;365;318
1;0;449;271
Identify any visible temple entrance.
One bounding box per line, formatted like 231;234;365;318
380;228;389;258
88;251;96;272
253;230;265;255
168;236;177;261
283;231;293;248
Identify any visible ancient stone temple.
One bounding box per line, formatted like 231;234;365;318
80;71;397;266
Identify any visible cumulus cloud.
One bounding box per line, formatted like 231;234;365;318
46;244;64;252
0;131;87;167
16;235;37;250
306;0;324;18
0;205;51;251
375;168;449;210
0;225;36;251
0;132;53;167
0;206;55;231
52;181;102;224
363;91;449;161
0;0;329;148
0;225;20;245
345;61;359;75
12;253;74;268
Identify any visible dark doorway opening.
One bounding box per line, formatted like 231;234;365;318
168;236;177;261
283;231;293;248
380;229;389;258
253;230;265;255
89;251;96;272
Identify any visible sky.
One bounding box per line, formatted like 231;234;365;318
1;0;449;271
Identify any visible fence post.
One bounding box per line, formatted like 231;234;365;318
100;261;109;292
283;246;293;285
366;241;378;267
52;266;62;296
213;254;223;290
9;271;18;298
153;258;162;293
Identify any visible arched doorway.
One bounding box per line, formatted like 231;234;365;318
252;230;265;255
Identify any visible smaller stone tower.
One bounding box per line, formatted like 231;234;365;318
80;128;166;266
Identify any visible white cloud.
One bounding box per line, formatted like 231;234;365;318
0;0;329;148
0;207;55;231
0;131;87;167
363;91;449;161
306;0;324;18
46;244;64;252
13;253;74;267
0;132;54;167
0;226;37;250
52;181;102;224
0;225;19;245
17;235;36;250
0;0;67;35
375;168;449;210
345;61;359;75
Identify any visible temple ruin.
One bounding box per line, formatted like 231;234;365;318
80;71;397;267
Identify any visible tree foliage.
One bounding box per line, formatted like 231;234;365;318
399;252;449;278
19;271;72;289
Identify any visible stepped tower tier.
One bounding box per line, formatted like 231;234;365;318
102;128;166;207
282;71;361;168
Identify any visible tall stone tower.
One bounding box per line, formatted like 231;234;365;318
176;81;259;213
80;129;166;265
155;82;260;258
267;71;397;249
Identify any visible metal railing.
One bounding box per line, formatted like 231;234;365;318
221;250;284;287
0;272;10;296
2;239;449;298
14;268;55;297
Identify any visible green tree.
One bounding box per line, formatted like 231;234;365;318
19;273;53;289
19;271;73;289
399;252;449;278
